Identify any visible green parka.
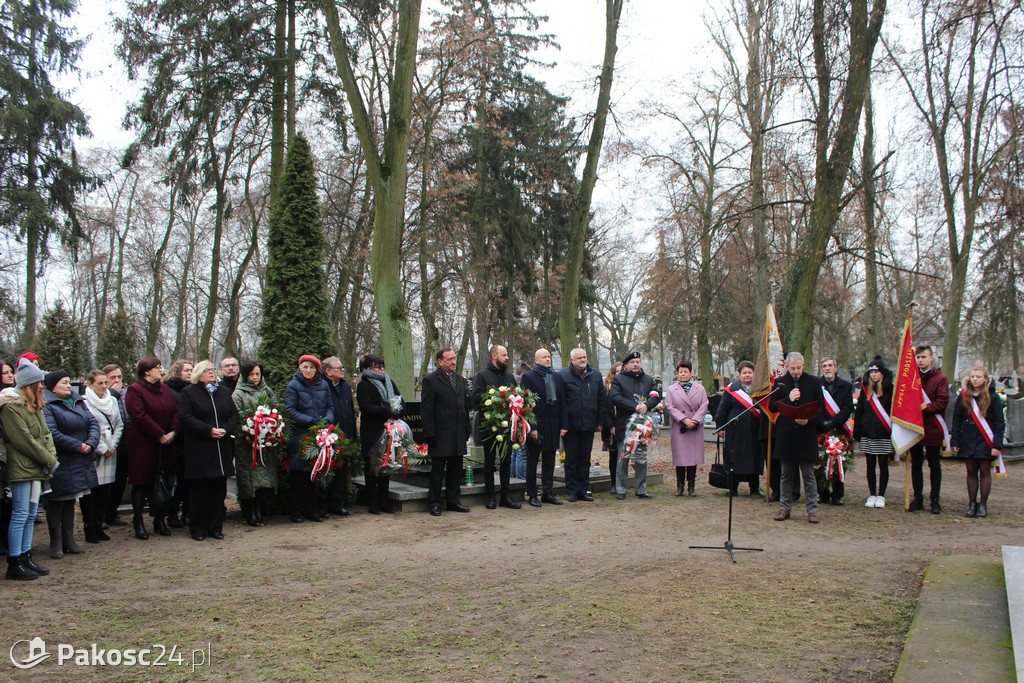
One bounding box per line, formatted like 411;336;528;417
0;388;59;482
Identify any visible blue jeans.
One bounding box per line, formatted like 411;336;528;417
8;481;41;557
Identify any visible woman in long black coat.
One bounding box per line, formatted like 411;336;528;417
356;354;404;514
714;361;762;497
178;360;239;541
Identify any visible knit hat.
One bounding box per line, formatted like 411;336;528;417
621;350;641;364
867;356;886;373
17;351;41;366
297;354;321;371
44;370;69;392
15;359;45;388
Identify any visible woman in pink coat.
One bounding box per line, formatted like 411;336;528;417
665;361;708;496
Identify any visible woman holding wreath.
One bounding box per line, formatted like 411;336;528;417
233;360;279;526
356;354;403;514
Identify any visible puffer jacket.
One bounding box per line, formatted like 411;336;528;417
43;389;100;495
285;369;333;469
0;388;58;482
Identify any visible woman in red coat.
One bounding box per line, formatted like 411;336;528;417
124;357;179;540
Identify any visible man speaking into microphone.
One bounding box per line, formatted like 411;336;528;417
770;352;827;523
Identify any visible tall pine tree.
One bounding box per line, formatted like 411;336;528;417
36;301;85;374
95;308;138;373
258;133;332;394
0;0;93;347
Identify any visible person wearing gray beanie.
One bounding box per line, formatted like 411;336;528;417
15;359;45;389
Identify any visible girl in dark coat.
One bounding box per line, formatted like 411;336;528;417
356;354;403;514
179;360;239;541
284;355;333;522
853;357;894;508
124;356;180;540
42;371;100;558
951;366;1005;518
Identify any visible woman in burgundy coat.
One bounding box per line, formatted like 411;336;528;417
124;356;179;540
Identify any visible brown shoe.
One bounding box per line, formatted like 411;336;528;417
773;509;790;521
807;512;820;524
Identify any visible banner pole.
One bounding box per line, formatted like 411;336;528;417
904;456;911;511
765;421;773;503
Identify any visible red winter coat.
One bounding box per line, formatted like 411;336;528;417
920;368;949;447
124;380;180;485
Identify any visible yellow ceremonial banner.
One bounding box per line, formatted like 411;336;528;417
752;304;786;422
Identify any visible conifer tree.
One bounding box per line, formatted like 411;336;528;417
95;308;138;373
36;301;85;374
258;133;333;394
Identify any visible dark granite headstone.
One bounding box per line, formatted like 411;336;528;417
403;400;424;444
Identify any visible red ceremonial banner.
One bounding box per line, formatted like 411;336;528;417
890;315;924;456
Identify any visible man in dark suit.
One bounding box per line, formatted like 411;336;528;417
421;348;471;516
770;352;827;523
818;357;854;505
519;348;567;507
472;345;521;510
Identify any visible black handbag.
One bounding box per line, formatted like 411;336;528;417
708;436;730;489
151;470;177;511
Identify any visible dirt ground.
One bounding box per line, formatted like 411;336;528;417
4;452;1023;682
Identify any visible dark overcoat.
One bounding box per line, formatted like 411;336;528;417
179;382;239;480
819;376;854;435
124;380;180;485
421;368;470;458
950;388;1004;460
769;372;826;463
327;379;358;443
714;382;761;476
43;390;100;496
472;364;517;445
519;369;568;450
559;365;607;432
356;376;402;454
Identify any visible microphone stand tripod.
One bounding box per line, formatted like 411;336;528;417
690;387;778;563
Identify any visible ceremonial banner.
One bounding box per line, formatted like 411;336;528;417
752;304;786;422
891;315;925;457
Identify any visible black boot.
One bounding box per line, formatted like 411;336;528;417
153;516;172;536
241;499;259;527
965;501;978;517
61;500;83;554
909;495;924;511
21;552;49;576
5;555;37;581
83;520;100;544
976;502;989;518
46;500;63;559
133;515;149;540
167;512;184;529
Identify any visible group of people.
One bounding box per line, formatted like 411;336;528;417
711;345;1006;525
1;340;1009;580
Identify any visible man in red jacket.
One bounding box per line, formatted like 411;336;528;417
910;346;949;514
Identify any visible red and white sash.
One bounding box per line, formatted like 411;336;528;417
822;388;854;439
922;388;950;448
724;384;760;419
968;397;995;449
865;390;893;434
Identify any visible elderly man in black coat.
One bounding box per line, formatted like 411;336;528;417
817;357;854;505
421;348;472;516
472;345;521;510
323;356;356;518
770;352;827;523
519;348;567;507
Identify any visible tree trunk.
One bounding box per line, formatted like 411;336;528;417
322;0;421;396
557;0;623;350
861;83;879;362
779;0;886;356
269;0;287;209
287;0;297;143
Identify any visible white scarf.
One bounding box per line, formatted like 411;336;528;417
85;386;119;421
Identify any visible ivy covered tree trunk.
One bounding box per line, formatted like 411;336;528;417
558;0;622;353
322;0;421;396
257;133;333;394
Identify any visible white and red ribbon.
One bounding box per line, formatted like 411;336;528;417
623;415;655;457
249;411;280;470
310;427;338;482
968;398;995;449
866;390;893;434
508;393;531;447
823;435;846;482
725;385;760;419
822;388;853;439
922;389;950;448
380;420;410;473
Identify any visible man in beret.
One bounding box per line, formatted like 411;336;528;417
609;351;661;500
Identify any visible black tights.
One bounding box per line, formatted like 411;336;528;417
865;453;890;497
965;459;991;504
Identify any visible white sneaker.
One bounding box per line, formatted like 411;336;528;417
875;496;885;508
865;496;877;507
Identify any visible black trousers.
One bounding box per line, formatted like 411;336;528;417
326;458;349;510
287;469;323;518
188;477;227;535
105;444;129;522
79;483;110;527
428;456;463;507
362;455;391;512
483;442;510;498
525;441;555;499
910;443;942;501
563;430;595;497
